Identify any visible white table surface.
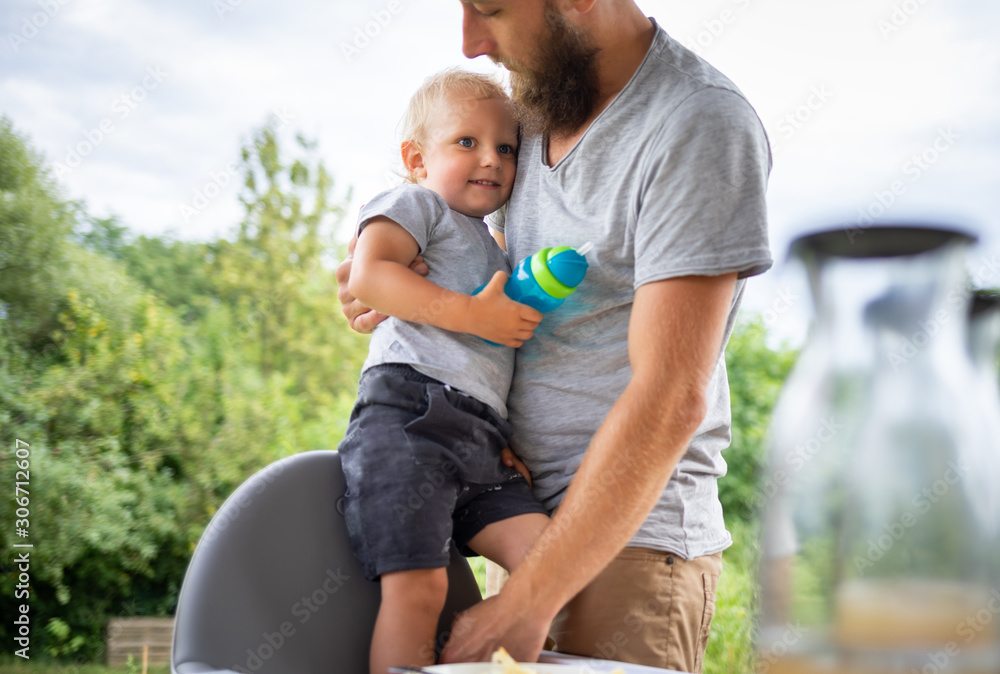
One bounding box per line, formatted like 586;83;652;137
538;650;688;674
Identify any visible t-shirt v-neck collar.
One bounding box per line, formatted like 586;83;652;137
540;17;661;171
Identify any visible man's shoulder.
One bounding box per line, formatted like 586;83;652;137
643;22;747;100
624;22;760;133
623;27;768;157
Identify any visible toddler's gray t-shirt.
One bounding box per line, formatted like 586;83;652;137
496;20;773;558
357;184;514;418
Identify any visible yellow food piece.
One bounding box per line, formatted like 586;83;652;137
491;647;538;674
490;647;625;674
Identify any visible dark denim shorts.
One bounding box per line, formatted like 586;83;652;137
338;364;548;581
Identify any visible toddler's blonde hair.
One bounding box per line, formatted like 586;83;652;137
400;68;512;184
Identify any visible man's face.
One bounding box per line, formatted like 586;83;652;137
461;0;600;136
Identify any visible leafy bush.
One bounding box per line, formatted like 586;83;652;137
0;117;368;660
720;319;797;521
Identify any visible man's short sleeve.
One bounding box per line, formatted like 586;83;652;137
357;184;447;253
633;86;773;287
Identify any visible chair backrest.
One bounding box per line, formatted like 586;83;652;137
171;450;482;674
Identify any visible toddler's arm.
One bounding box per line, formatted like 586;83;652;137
349;216;542;348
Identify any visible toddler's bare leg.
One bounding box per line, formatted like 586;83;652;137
465;512;550;572
369;567;448;674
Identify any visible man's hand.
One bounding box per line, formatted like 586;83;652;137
465;271;542;348
335;235;428;333
439;591;552;664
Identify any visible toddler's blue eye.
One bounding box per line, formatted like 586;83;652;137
458;138;475;148
498;144;514;155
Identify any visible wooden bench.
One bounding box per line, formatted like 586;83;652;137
106;617;174;667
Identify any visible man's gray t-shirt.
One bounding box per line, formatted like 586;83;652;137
357;184;515;418
496;20;773;558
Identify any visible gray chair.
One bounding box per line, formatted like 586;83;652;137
171;450;482;674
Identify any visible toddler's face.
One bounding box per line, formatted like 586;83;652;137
415;95;519;218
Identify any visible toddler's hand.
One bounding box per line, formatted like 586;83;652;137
501;447;532;487
468;271;542;347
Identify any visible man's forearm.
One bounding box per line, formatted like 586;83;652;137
501;379;705;619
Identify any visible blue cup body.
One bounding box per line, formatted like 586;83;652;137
504;257;565;313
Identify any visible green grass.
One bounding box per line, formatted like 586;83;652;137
0;660;169;674
704;517;760;674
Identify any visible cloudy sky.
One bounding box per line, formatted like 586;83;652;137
2;0;999;340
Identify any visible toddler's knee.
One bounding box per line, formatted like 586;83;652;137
385;567;449;615
419;567;449;599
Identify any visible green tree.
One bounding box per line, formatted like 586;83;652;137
211;122;368;435
215;124;351;377
97;223;217;324
0;116;77;351
76;215;130;261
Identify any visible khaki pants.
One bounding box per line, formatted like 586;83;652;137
487;548;722;673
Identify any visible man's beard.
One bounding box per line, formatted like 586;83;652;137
495;5;601;138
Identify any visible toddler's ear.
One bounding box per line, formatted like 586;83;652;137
401;140;427;180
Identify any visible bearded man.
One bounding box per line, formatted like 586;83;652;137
338;1;772;671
